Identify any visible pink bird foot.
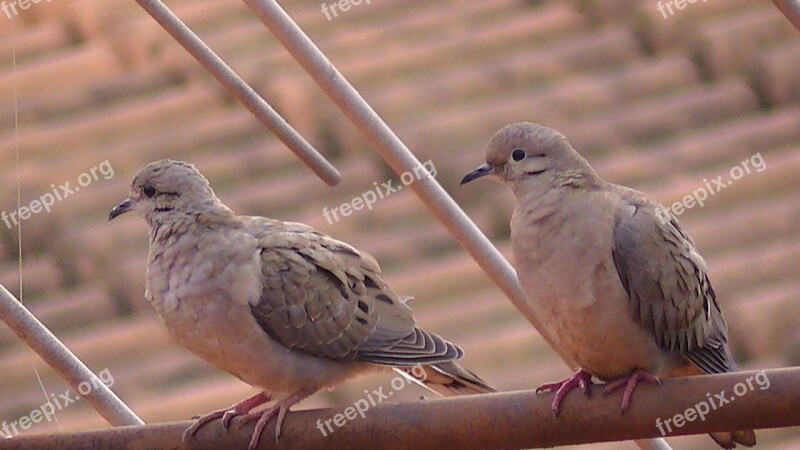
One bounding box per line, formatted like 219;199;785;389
602;369;661;413
235;389;315;450
183;391;270;441
535;369;595;416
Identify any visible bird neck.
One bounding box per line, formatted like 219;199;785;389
147;202;235;245
511;167;603;200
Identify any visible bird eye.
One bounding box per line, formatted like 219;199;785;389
142;185;156;198
511;149;526;161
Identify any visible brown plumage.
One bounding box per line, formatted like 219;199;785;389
462;122;754;449
109;159;494;450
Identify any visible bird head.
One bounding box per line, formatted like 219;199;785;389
460;122;598;193
108;159;227;224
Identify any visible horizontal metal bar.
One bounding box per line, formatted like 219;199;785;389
5;368;798;449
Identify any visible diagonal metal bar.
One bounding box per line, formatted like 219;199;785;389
0;284;143;427
133;0;341;186
240;1;669;448
773;0;800;30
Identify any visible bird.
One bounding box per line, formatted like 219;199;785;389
108;159;494;450
460;122;755;449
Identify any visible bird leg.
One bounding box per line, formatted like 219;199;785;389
602;368;661;413
535;369;595;416
183;391;271;441
235;389;316;450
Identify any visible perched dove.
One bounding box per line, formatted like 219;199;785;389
109;159;494;449
461;122;755;449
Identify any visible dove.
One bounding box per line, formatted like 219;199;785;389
461;122;755;449
108;159;494;450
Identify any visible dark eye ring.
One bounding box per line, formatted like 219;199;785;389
142;185;156;198
511;149;526;161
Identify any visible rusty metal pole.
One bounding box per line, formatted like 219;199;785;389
5;369;799;449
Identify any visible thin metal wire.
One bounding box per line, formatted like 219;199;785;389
773;0;800;30
9;17;61;433
133;0;341;187
241;1;671;448
0;284;143;427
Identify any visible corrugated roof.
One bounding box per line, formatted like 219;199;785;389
0;1;797;448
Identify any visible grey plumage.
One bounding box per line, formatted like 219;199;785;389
109;159;493;450
462;122;754;449
612;201;736;375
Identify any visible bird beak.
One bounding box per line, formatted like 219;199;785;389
460;163;493;185
108;198;133;221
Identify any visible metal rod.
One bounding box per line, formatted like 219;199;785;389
133;0;341;186
239;1;669;448
6;368;798;449
773;0;800;30
0;284;143;427
238;0;557;362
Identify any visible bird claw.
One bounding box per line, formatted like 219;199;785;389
242;405;284;450
535;369;594;416
182;392;271;442
239;390;315;450
602;369;660;413
183;410;226;442
221;408;243;432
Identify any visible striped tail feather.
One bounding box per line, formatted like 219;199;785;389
395;361;496;396
709;430;756;449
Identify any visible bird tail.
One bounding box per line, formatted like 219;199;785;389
394;361;496;396
709;430;756;449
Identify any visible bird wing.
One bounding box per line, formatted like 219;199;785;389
246;218;461;366
611;197;736;374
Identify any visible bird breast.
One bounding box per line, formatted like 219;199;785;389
511;190;669;379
